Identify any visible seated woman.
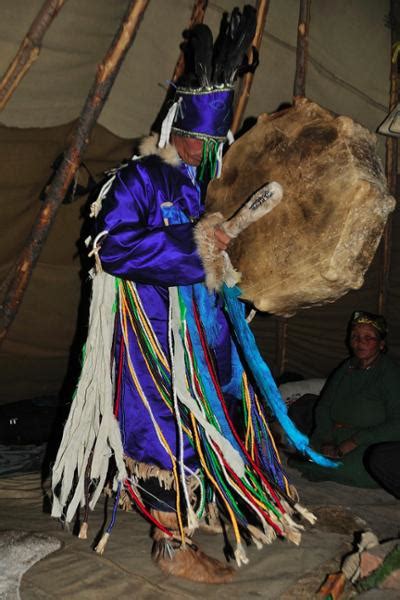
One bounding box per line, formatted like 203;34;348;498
289;311;400;488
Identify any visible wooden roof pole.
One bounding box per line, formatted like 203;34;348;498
378;1;398;315
0;0;150;346
276;317;289;379
276;0;311;376
230;0;270;135
293;0;311;99
0;0;67;111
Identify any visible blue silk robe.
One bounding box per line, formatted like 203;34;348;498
97;153;236;474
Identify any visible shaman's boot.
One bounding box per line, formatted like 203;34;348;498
151;509;234;583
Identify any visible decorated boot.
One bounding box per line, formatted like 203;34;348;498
151;509;234;583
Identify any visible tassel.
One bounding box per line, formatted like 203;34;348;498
206;502;222;532
248;524;276;547
216;142;224;178
207;501;219;523
159;99;182;148
283;512;305;531
95;532;110;555
78;522;88;539
282;513;304;546
285;528;302;546
234;543;249;567
200;503;223;534
250;535;263;550
186;505;199;531
294;502;317;525
247;525;264;550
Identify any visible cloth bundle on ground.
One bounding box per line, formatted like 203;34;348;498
319;531;400;597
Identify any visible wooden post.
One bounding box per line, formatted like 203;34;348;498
293;0;311;99
276;0;311;375
276;317;288;376
0;0;67;111
0;0;150;345
378;4;398;315
230;0;270;135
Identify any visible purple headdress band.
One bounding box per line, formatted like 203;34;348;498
171;86;234;142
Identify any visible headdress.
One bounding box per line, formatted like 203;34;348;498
159;5;257;179
351;310;388;338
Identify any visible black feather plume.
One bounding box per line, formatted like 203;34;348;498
212;5;257;84
181;24;214;87
212;10;233;84
179;5;257;88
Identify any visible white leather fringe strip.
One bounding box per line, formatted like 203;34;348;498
51;271;126;522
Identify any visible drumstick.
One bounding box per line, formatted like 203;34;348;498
221;181;283;239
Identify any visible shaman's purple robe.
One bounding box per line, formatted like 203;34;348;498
97;151;236;474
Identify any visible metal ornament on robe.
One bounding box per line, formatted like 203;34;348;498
206;98;396;316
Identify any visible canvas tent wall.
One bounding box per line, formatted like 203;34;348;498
0;0;397;404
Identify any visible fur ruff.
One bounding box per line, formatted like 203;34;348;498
139;133;182;166
194;212;241;291
125;456;199;493
125;456;176;489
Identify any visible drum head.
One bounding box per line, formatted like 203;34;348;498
206;98;395;316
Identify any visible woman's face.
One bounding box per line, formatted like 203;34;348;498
350;323;384;366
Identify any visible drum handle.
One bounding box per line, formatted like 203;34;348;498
222;181;283;239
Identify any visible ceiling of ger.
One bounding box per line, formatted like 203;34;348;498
0;0;390;150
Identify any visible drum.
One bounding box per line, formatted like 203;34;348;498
206;98;395;316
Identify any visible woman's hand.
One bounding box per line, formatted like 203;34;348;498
321;438;357;459
337;437;357;457
321;443;339;458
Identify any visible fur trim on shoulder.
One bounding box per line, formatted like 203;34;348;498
139;134;182;167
